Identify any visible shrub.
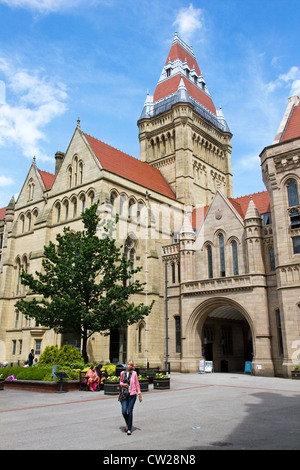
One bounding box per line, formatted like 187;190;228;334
39;345;83;365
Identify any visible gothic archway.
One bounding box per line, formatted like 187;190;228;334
184;298;255;372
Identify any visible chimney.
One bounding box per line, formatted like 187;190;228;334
55;151;65;174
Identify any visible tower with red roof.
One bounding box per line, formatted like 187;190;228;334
138;32;233;206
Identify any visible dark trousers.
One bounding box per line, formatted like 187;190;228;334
121;394;137;431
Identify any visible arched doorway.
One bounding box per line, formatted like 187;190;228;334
185;298;254;373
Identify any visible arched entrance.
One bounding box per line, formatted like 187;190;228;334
184;298;254;373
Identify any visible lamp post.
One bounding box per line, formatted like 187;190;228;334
145;191;150;367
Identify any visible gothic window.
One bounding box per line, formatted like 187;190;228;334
88;190;95;206
137;202;144;224
269;247;276;271
207;244;213;278
138;323;144;353
80;195;86;213
64;200;69;220
16;258;21;295
232;240;239;275
166;68;171;77
219;234;226;277
74;156;78;186
124;237;135;284
26;213;32;232
128;199;135;219
287;180;300;228
28;179;35;201
276;309;284;355
72;197;77;218
55;202;61;223
175;316;181;353
20;215;25;234
68;167;72;189
110;192;118;215
287;179;299;207
79;162;83;185
292;236;300;254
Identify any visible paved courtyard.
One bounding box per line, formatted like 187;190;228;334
1;372;300;452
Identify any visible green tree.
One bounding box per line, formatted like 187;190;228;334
15;202;153;362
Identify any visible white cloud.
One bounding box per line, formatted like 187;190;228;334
0;57;68;161
173;3;205;44
0;0;87;13
0;176;14;186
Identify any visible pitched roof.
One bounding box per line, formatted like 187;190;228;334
165;40;201;75
84;133;176;199
0;206;7;220
191;190;270;229
153;74;217;115
281;100;300;142
38;170;55;190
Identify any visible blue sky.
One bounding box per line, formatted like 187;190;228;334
0;0;300;208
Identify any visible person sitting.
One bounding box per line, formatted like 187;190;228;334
95;364;107;390
85;365;100;391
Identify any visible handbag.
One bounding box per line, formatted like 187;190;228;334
118;370;132;402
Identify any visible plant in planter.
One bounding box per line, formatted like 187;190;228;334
291;365;300;379
153;372;170;390
138;374;149;392
104;375;120;395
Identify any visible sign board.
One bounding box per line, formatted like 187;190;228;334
199;360;205;373
244;361;252;374
204;361;213;373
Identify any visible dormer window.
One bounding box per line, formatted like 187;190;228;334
166;68;171;77
186;69;190;78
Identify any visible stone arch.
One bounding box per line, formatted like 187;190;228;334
184;297;255;370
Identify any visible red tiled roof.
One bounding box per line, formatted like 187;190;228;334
281;102;300;142
0;206;7;220
84;133;176;199
191;191;270;229
165;42;201;75
153;74;216;115
38;170;55;190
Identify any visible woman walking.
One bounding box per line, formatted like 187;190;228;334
119;360;142;435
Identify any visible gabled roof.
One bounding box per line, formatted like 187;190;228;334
153;75;216;115
38;170;55;191
191;190;270;229
0;206;7;220
281;99;300;142
84;133;176;199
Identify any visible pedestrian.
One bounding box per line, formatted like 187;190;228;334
28;349;34;366
85;365;100;391
119;360;142;435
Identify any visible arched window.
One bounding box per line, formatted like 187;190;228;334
128;199;135;219
55;203;61;223
79;162;83;185
88;191;95;206
80;195;86;213
269;247;275;271
287;179;299;207
287;180;300;228
68;167;72;189
232;240;239;275
64;200;69;220
124;237;136;284
207;245;213;278
175;316;181;353
27;213;32;232
72;197;77;218
219;234;225;277
110;192;118;215
20;215;25;234
16;258;21;295
74;156;78;186
138;323;144;353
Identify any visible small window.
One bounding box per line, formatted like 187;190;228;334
287;180;299;207
269;247;276;271
219;234;226;277
232;241;239;275
35;340;42;356
166;68;171;77
207;245;213;278
292;237;300;254
175;316;181;353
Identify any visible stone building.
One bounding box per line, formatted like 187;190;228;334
0;34;299;376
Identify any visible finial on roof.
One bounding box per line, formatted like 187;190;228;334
77;117;81;129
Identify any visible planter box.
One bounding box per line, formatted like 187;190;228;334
139;381;149;392
291;370;300;379
3;379;80;393
153;378;170;390
0;379;5;390
104;381;120;395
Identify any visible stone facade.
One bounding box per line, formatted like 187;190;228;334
0;34;299;377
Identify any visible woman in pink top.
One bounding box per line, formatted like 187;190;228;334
120;360;142;435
